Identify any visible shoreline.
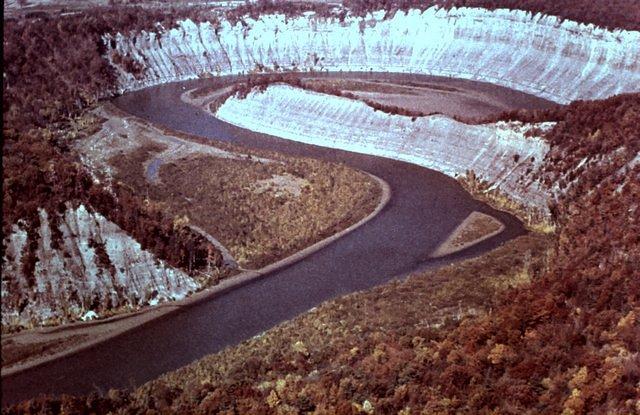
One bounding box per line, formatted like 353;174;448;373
1;172;391;378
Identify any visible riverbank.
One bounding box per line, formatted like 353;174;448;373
2;75;531;404
1;169;391;377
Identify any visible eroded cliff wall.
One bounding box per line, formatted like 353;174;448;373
215;84;553;219
1;205;199;330
106;7;640;104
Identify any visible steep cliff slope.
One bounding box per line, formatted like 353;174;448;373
216;84;554;222
2;118;221;332
2;205;199;330
106;7;640;103
103;6;639;228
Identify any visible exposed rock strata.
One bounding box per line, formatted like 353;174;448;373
1;206;199;330
106;7;640;103
215;84;554;216
104;6;640;220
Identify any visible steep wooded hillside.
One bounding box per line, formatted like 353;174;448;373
7;93;638;415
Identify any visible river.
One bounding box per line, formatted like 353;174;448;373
1;73;554;405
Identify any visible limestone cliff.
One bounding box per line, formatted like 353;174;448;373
102;6;640;222
215;84;553;218
1;205;199;330
105;7;640;104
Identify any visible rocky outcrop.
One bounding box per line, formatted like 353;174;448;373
1;205;199;330
215;84;554;216
106;7;640;104
103;6;640;221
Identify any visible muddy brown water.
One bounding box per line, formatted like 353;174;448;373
1;73;555;406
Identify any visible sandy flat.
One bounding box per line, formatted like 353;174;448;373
432;211;505;257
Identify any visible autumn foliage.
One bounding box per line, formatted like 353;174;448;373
7;91;638;413
2;6;221;132
3;1;639;412
343;0;640;31
203;0;640;31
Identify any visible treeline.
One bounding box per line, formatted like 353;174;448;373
223;0;343;25
220;0;640;31
412;93;640;413
4;0;634;133
479;93;640;193
3;6;218;132
342;0;640;30
230;74;434;118
212;0;640;31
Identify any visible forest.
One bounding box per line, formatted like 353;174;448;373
228;0;640;30
7;89;637;415
2;0;638;412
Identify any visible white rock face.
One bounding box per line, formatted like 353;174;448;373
106;7;640;104
216;84;552;210
1;205;199;329
103;6;639;218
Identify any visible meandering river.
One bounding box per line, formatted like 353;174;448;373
1;73;554;405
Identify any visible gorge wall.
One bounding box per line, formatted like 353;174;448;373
2;206;200;330
106;7;640;104
215;84;553;218
104;6;640;223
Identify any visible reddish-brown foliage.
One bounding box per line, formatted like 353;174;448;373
2;6;219;132
342;0;640;31
9;94;636;415
3;2;639;412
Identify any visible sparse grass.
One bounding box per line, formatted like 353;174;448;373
108;134;381;269
448;212;504;248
